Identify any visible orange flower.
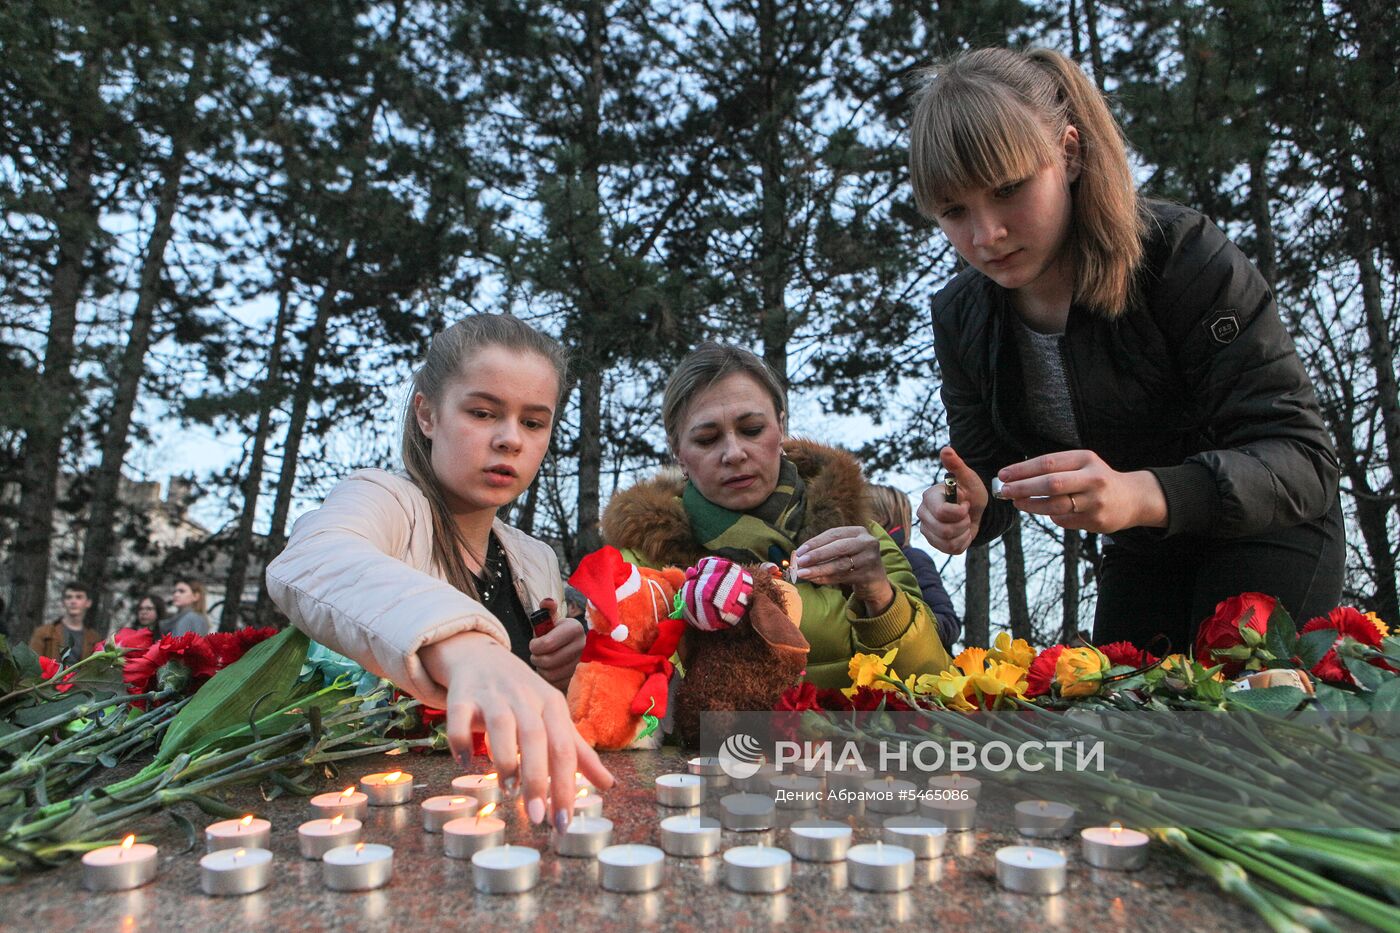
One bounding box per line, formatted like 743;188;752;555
1055;646;1110;698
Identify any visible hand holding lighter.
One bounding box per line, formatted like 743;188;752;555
943;475;958;505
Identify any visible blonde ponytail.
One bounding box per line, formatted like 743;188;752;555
909;47;1145;317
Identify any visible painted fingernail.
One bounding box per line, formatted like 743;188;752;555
527;797;546;825
555;809;571;833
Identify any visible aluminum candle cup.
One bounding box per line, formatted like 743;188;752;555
81;837;158;892
721;793;776;831
996;845;1067;895
206;816;271;853
919;796;978;831
442;813;507;858
926;773;981;800
826;764;876;794
1081;825;1149;870
297;816;362;859
309;788;369;821
471;845;540;894
687;756;730;789
848;842;916;892
1014;800;1076;839
553;816;613;857
598;844;665;893
360;771;414;806
321;842;393;891
421;795;477;833
882;816;948;859
450;773;501;806
655;774;705;808
735;763;779;794
199;847;272;896
659;815;721;857
788;819;851;862
863;778;917;814
768;774;822;810
571;791;604;819
723;845;791;893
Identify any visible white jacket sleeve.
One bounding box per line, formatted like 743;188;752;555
265;471;510;706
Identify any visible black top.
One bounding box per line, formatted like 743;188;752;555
472;532;533;664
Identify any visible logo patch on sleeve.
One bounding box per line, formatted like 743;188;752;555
1208;312;1240;345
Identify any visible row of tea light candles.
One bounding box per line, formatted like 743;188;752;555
81;761;1147;897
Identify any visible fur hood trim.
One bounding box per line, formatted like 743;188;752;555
601;438;871;568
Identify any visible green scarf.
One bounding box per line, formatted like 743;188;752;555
681;457;806;564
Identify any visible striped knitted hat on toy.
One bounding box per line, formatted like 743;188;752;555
680;556;753;632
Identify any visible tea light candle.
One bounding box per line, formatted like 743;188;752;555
659;815;721;857
996;845;1067;894
720;792;775;831
598;844;665;892
927;773;981;800
360;770;414;806
687;756;730;788
848;841;915;892
309;786;369;821
882;816;947;859
919;795;977;831
1081;824;1149;870
787;818;851;862
735;762;779;794
199;847;273;896
450;772;500;805
81;835;158;892
297;815;361;859
421;795;477;833
723;845;791;893
1014;800;1076;838
472;845;540;894
768;774;822;809
572;771;597;793
554;816;613;857
322;842;393;891
571;788;604;818
206;815;271;853
655;773;705;808
864;777;917;814
442;804;506;859
826;763;876;793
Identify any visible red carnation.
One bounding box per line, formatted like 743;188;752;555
1098;641;1159;669
205;627;277;670
847;686;913;712
1026;645;1066;698
775;683;822;713
101;627;154;654
1301;607;1393;686
37;656;74;692
123;633;218;696
1194;593;1276;676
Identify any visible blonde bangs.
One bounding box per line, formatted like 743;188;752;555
910;81;1058;217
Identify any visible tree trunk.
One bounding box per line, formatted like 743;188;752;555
10;88;98;639
1067;0;1082;60
1003;521;1031;641
575;359;603;560
1061;529;1081;644
1248;150;1278;295
1343;467;1399;623
963;546;990;649
1083;0;1105;89
756;0;789;385
77;140;187;629
221;278;292;631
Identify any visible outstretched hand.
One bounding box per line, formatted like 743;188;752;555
995;450;1167;533
917;447;988;555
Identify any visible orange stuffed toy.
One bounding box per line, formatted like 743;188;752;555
566;546;687;750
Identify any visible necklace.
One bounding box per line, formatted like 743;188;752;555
471;534;505;604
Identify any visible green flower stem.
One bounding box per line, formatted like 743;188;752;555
0;701;181;787
0;690;171;754
1152;826;1308;933
1224;830;1400;896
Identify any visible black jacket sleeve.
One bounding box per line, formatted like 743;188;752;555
902;545;962;648
1143;209;1339;538
931;276;1019;547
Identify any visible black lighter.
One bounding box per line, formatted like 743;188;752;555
529;608;555;638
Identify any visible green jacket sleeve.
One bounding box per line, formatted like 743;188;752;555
846;524;954;676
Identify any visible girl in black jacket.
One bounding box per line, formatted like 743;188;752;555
909;47;1344;653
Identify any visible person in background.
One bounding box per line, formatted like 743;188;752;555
30;582;101;662
166;579;212;636
868;484;961;650
132;594;166;635
563;585;588;624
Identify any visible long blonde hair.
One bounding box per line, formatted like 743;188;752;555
401;315;569;597
909;47;1145;317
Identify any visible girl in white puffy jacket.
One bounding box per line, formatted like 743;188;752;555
267;314;612;833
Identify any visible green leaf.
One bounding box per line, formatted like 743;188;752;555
1295;629;1337;669
1343;655;1388;692
1264;604;1297;660
1371;679;1400;737
154;628;309;765
1313;683;1372;715
11;644;42;681
1225;686;1307;715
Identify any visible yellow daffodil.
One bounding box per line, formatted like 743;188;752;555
989;632;1036;671
844;648;899;697
953;646;989;677
931;671;978;712
1366;612;1390;640
972;660;1030;707
905;672;941;696
1055;646;1110;698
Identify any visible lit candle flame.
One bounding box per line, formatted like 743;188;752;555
331;815;344;827
386;771;403;783
240;814;254;829
451;797;466;805
575;787;588;800
477;802;497;823
356;842;365;854
121;834;135;856
1110;821;1123;835
234;848;245;861
485;773;498;782
341;786;356;799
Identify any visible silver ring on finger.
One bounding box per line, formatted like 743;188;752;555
846;556;855;573
1068;494;1078;514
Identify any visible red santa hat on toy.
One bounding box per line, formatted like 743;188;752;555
567;545;643;643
